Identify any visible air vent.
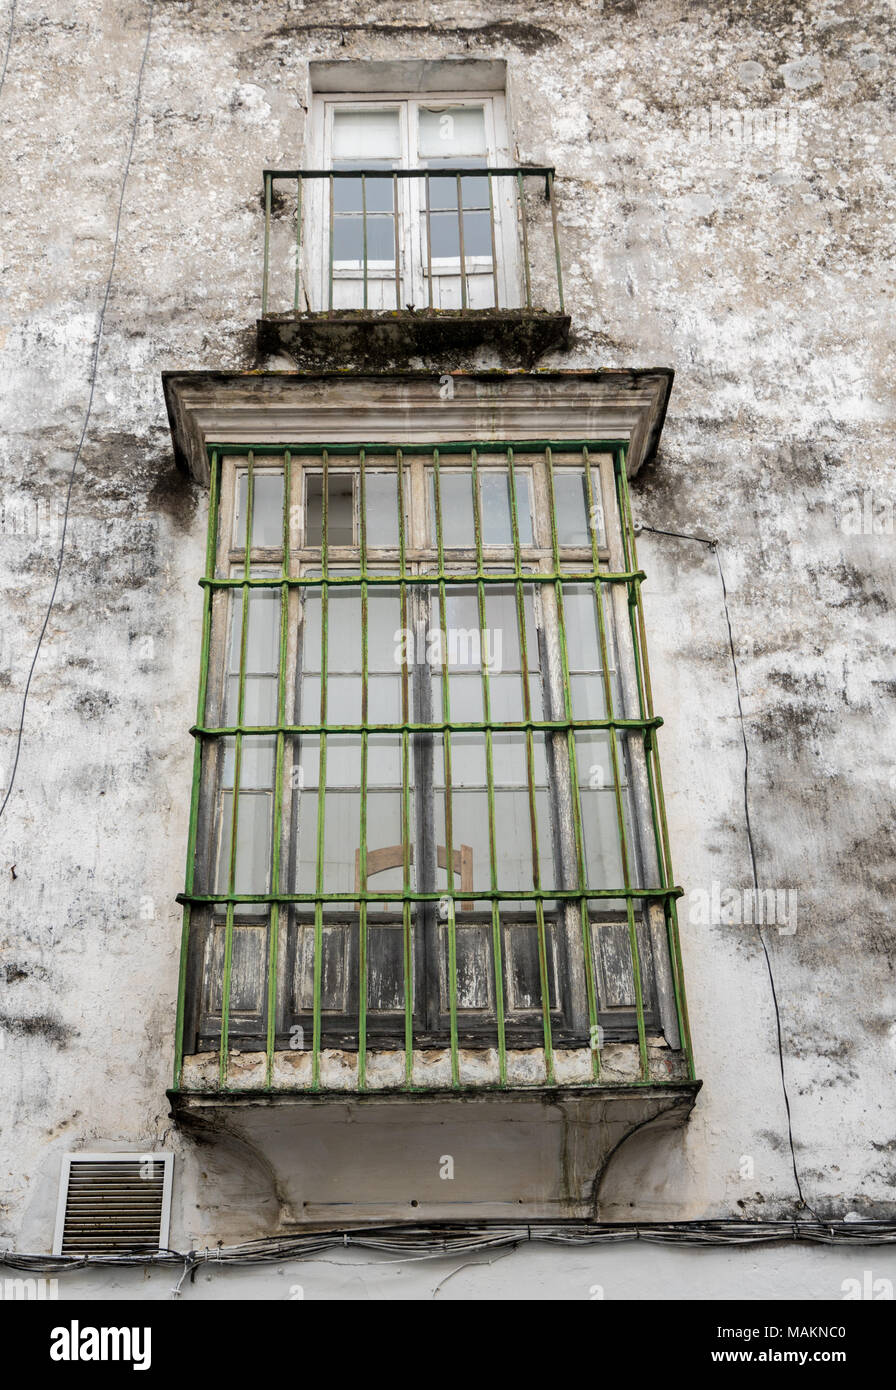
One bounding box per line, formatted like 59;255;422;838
53;1154;174;1256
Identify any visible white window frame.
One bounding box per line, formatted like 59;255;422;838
306;91;519;312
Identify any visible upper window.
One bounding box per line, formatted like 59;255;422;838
305;91;519;311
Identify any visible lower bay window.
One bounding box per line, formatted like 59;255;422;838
174;440;693;1091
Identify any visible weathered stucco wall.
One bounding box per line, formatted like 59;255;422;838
1;0;894;1293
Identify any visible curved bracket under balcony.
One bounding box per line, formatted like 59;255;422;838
169;1081;701;1228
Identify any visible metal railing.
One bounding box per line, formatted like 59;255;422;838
172;441;694;1095
261;167;565;317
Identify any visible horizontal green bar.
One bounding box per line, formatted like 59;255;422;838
201;571;644;589
192;717;662;736
178;887;683;905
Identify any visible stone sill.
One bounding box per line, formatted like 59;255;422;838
178;1040;690;1094
257;307;571;369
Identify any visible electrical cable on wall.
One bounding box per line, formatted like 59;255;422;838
3;1218;896;1276
635;521;822;1223
0;0;15;100
0;1;155;823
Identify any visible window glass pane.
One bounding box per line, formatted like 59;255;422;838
364;474;399;548
553;467;605;554
429;211;461;258
327;587;361;673
480;470;534;546
333;160;396;214
225;674;278;725
427;202;491;258
442;670;483;723
573;731;637;904
418;106;486;159
302;580;322;677
216;790;272;899
430;472;474;547
333;108;401;160
483;584;538;679
426;161;489;212
321;791;360;893
446;730;488;789
368;588;402;672
225;583;280;724
306;474;354;547
562;586;602;672
367;733;403;788
490;730;536;786
564;585;622;718
326;732;362;790
235;471;284;549
333;215;395;262
327;674;361;725
368;673;401;723
361;790;411;896
462;209;491;255
553;470;591;547
440;586;481;669
222;734;276;790
245;589;280;671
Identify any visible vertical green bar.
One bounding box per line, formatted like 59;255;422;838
265;451;290;1088
312;451;329;1087
470;449;506;1084
615;449;695;1077
220;451;254;1087
173;450;221;1090
507;448;553;1082
432;450;460;1087
557;447;647;1080
561;448;606;1078
358;449;369;1089
396;451;414;1086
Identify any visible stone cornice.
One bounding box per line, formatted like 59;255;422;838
162;369;674;486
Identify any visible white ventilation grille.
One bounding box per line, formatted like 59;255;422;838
53;1154;174;1256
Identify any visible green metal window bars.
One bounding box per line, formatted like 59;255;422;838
173;442;694;1095
261;167;564;316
